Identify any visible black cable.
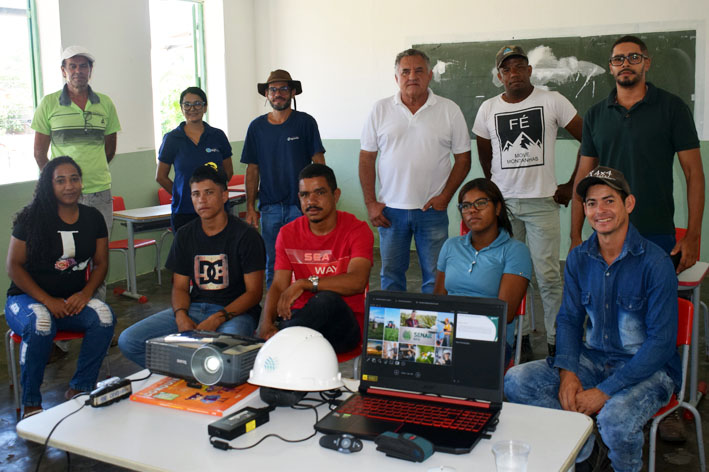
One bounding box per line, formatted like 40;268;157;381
129;372;153;383
34;402;86;472
209;401;320;451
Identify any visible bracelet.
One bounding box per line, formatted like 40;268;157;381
174;308;188;317
219;310;237;321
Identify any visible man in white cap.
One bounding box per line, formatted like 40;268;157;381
241;69;325;288
32;45;121;236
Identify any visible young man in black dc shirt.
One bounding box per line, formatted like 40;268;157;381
118;164;265;368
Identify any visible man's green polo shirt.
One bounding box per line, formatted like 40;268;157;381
31;85;121;194
580;83;699;235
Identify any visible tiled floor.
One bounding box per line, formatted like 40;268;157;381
1;254;708;470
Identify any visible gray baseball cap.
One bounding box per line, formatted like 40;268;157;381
576;166;632;200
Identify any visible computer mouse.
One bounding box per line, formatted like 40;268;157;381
427;466;456;472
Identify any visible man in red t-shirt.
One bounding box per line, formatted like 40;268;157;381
257;164;373;352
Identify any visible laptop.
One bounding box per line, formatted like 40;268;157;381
315;290;507;454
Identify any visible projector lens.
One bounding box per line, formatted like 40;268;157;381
204;356;221;373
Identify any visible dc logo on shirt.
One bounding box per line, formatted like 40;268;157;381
194;254;229;290
205;148;221;153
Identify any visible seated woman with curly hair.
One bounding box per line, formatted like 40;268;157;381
6;156;115;418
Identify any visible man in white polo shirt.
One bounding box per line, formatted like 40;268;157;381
359;48;471;293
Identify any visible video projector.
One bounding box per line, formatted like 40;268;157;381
145;331;263;386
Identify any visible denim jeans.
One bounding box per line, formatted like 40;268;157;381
506;197;562;343
378;207;448;293
118;302;257;368
5;294;115;407
260;203;303;288
279;291;361;353
505;353;674;472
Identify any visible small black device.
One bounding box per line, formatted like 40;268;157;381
374;431;434;462
208;406;270;441
88;377;132;407
319;433;363;454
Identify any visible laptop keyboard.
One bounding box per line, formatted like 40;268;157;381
339;395;492;432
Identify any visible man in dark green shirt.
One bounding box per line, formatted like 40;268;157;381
570;35;704;274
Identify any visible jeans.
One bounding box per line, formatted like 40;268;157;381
260;203;302;288
279;291;361;353
505;353;674;472
118;302;258;368
80;189;113;301
5;294;115;407
378;207;448;293
506;197;562;343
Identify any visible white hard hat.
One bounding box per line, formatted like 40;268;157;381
248;327;343;391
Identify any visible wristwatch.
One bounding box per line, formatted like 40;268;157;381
308;275;319;293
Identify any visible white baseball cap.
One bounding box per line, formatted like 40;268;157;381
61;45;95;63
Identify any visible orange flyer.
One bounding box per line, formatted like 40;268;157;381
130;377;259;416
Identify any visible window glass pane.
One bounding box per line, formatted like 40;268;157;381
150;0;201;143
0;1;38;184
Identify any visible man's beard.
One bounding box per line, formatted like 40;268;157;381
269;97;291;111
615;70;640;88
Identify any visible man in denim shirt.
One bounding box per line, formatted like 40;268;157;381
505;166;680;472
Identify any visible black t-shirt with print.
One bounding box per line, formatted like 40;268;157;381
166;215;265;319
7;205;107;299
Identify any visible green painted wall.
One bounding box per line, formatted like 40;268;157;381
1;140;708;307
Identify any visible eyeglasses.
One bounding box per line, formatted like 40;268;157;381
457;198;491;212
609;53;648;67
268;85;290;94
181;101;205;110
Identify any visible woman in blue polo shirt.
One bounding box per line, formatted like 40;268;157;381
156;87;234;230
434;178;532;364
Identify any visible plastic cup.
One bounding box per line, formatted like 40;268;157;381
492;440;531;472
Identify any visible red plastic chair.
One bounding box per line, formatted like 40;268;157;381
229;174;245;186
675;227;709;357
5;330;86;413
110;196;161;299
156;188;174;278
649;298;706;471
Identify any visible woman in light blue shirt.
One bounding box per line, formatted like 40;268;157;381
434;179;532;363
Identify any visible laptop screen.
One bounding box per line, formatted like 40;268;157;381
360;291;507;403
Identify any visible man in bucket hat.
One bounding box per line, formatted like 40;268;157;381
241;69;325;287
505;166;680;471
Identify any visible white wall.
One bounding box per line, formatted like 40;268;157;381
249;0;708;140
53;0;155;154
220;0;258;140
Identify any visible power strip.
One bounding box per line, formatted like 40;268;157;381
88;377;132;407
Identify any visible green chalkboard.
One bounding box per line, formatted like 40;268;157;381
414;30;696;139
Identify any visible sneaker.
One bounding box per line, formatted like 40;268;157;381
520;335;534;363
548;343;556;357
659;410;687;443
